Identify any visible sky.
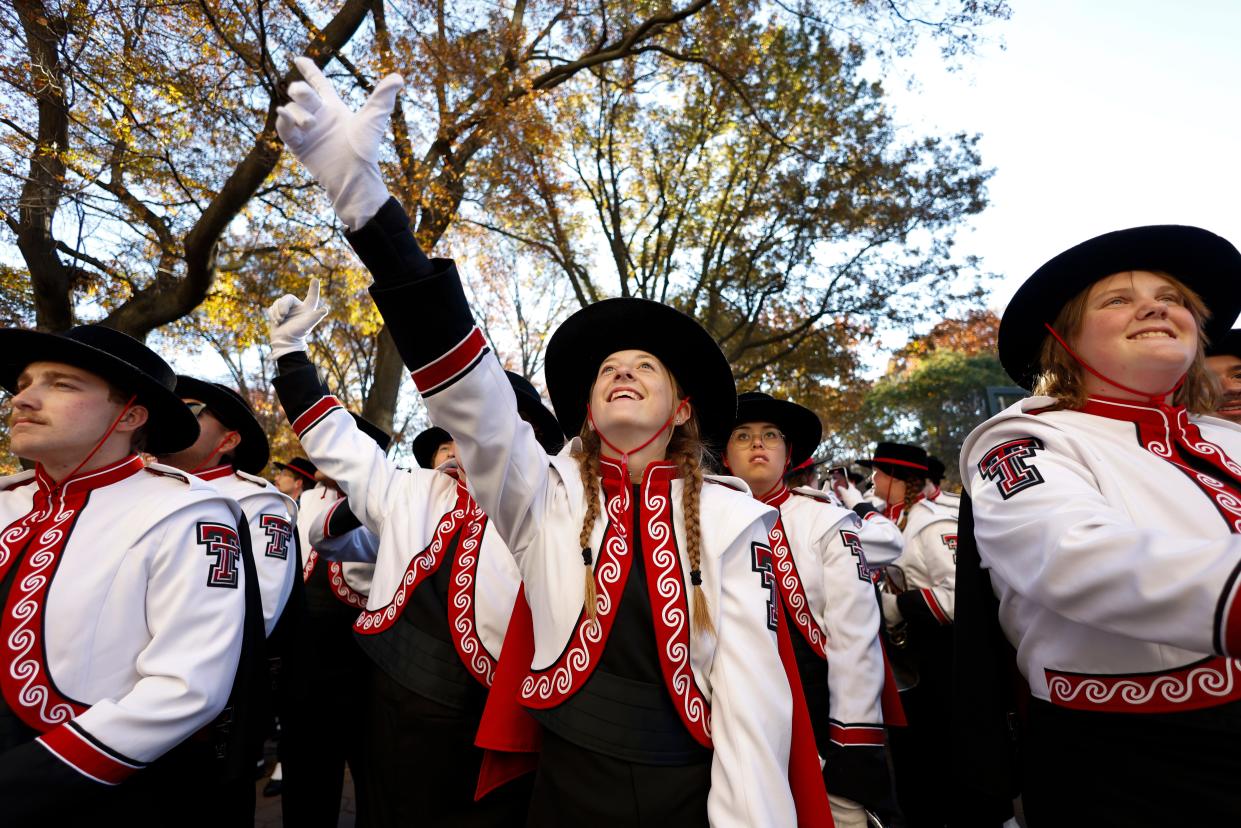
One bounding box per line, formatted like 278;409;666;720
883;0;1241;317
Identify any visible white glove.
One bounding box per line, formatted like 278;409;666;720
267;278;329;359
880;590;903;626
827;794;869;828
834;480;864;509
276;56;404;229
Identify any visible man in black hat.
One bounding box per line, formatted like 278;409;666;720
1206;329;1241;424
156;377;298;638
274;456;319;501
0;325;250;821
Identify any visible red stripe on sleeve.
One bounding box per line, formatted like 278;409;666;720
38;724;143;786
921;588;951;625
322;497;344;540
291;395;343;437
410;328;486;392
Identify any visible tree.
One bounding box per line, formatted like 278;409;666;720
861;310;1008;484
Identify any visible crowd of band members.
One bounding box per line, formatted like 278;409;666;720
1;54;1240;828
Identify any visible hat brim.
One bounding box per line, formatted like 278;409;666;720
273;461;317;483
175;376;269;473
513;389;565;455
0;329;199;455
413;426;453;470
545;299;737;451
1000;225;1241;390
1206;329;1241;361
734;397;822;468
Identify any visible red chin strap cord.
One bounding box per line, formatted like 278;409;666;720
189;431;240;475
51;395;138;489
586;397;690;481
1043;323;1186;405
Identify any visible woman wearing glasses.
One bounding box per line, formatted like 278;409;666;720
724;392;895;828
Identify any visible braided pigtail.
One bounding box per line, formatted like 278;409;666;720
676;449;715;637
897;471;927;532
573;427;603;621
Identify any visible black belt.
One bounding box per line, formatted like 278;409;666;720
353;611;478;710
530;669;711;766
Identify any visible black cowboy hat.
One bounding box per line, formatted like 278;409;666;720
544;298;737;450
413;426;453;470
858;442;929;478
0;325;199;455
1000;225;1241;389
175;376;269;474
733;391;823;469
350;412;392;453
926;455;946;484
1207;329;1241;361
506;371;565;455
273;456;318;482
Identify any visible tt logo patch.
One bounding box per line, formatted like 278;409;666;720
941;533;958;564
839;530;872;582
199;523;242;589
978;437;1045;500
751;541;779;632
261;514;292;560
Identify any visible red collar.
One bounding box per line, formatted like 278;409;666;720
759;482;791;507
885;493;925;523
34;454;145;496
194;465;235;482
929;485;943;500
1079;395;1187;426
599;456;678;487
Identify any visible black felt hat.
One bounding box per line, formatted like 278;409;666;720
505;371;564;455
273;457;317;482
0;325;199;455
858;442;929;478
1206;329;1241;361
413;426;453;470
1000;225;1241;389
350;412;392;453
544;298;737;450
926;455;946;484
733;391;823;469
174;376;269;474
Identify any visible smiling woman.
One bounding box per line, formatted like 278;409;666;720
959;224;1241;824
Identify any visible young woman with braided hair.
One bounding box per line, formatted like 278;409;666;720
269;56;829;827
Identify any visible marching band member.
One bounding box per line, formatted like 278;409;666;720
861;441;957;828
724;392;894;828
1205;329;1241;424
922;456;960;517
158;377;297;636
960;225;1241;823
0;326;249;822
266;301;539;826
269;56;830;826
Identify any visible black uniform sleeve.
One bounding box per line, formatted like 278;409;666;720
272;352;331;425
822;743;892;810
0;738;112;818
324;499;363;539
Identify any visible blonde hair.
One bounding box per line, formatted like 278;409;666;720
1031;271;1219;414
572;385;715;636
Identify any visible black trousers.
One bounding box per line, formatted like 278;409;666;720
1022;697;1241;827
525;727;710;827
360;660;531;828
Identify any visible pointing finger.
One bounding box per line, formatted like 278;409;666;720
293;56;341;105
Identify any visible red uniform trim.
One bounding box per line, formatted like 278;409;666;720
302;549;318;582
38;722;144;785
194;465;233;482
640;465;712;747
1046;656;1241;713
828;721;886;747
447;500;498;687
519;457;634;708
353;484;472;635
769;516;829;659
410;327;487;394
321;497;345;539
920;588;951;625
291;395;344;437
883;494;926;523
326;562;368;609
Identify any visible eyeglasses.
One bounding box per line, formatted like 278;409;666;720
730;429;785;447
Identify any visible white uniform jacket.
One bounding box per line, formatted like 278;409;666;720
296;484;375;608
923;483;961;518
886;497;958;627
196;465;296;636
767;485;886;745
376;313;797;826
273;362;520;688
0;455;245;789
961;395;1241;711
823;482;904;567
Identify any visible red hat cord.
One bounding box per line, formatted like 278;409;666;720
1043;323;1186;406
47;394;138;489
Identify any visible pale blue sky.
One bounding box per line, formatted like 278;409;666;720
885;0;1241;317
